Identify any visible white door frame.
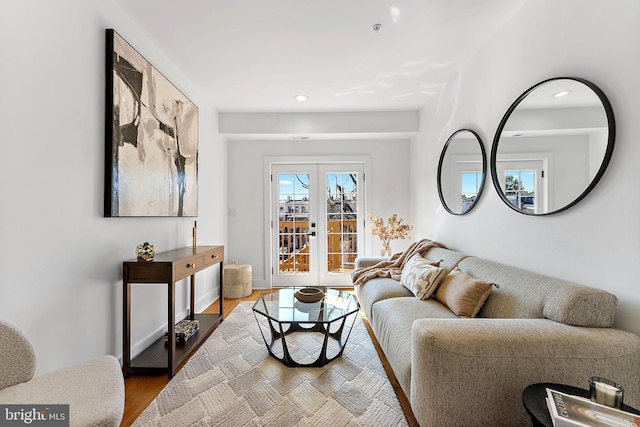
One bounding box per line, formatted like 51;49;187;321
495;154;549;214
263;155;370;288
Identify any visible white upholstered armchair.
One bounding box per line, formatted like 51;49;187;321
0;321;124;427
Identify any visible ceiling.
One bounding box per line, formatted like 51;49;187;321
114;0;529;113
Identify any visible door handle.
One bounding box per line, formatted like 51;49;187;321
307;231;316;237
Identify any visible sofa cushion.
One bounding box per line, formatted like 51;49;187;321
354;277;412;323
371;297;457;398
421;247;468;273
457;257;617;327
400;254;446;300
435;268;495;317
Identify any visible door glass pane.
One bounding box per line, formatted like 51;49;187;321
505;169;535;213
325;172;358;274
278;173;310;274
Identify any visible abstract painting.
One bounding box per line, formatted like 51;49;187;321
105;29;198;217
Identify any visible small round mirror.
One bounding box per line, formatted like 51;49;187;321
491;77;615;215
437;129;487;215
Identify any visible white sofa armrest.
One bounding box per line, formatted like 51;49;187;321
410;318;640;427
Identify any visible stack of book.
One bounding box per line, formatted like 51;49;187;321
164;319;200;344
546;388;640;426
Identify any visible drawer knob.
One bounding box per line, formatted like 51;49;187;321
187;263;195;268
211;254;218;259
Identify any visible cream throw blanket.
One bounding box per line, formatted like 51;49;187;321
352;238;447;286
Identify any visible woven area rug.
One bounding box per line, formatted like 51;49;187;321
133;302;408;426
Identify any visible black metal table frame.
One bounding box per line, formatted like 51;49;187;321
522;382;640;426
253;303;358;367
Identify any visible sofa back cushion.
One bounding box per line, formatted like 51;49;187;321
422;247;468;273
457;257;617;327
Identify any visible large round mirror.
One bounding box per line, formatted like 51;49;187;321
438;129;487;215
491;77;615;215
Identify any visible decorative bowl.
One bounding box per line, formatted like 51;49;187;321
294;287;325;303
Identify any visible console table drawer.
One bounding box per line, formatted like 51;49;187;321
204;248;224;267
175;257;204;280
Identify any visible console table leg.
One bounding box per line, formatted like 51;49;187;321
168;281;176;379
190;274;195;320
123;277;131;377
219;262;224;320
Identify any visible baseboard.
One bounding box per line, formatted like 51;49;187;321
250;279;268;289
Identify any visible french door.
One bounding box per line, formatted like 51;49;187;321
270;163;364;287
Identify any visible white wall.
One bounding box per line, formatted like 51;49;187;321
0;0;226;373
411;0;640;335
227;139;411;288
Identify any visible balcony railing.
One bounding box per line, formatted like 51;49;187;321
278;220;357;274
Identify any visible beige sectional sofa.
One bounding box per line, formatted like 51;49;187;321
354;246;640;427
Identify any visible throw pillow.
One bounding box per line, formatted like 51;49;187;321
435;268;497;317
400;254;446;300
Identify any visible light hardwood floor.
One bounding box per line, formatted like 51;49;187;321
120;289;418;427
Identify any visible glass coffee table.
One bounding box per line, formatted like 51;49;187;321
252;287;360;367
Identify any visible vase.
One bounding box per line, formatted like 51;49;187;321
381;242;392;257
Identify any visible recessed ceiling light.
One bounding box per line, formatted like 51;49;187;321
553;90;572;98
294;94;309;102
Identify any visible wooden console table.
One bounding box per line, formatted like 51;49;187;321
122;245;224;378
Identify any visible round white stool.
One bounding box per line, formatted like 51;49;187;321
223;264;252;299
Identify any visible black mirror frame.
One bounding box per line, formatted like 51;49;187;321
437;128;487;215
490;77;616;216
